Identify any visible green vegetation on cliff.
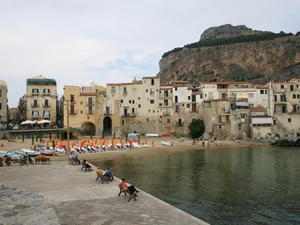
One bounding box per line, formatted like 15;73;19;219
162;31;294;58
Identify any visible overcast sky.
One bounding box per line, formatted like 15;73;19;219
1;0;299;107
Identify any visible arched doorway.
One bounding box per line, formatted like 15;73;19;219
103;116;112;136
80;122;96;136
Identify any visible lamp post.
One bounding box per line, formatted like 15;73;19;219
64;99;75;157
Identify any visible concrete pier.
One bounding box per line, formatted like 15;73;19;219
0;162;209;225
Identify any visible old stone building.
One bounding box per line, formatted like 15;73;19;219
0;80;8;129
62;77;300;139
26;75;57;123
63;83;115;136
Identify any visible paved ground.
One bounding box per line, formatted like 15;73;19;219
0;162;209;225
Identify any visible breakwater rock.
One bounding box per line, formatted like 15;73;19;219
0;183;59;225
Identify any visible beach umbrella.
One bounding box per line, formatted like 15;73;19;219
21;120;34;125
128;133;138;137
37;120;51;124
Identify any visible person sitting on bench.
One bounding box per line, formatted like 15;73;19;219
119;178;128;192
81;159;92;171
104;168;113;177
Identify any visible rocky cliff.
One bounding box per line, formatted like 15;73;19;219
159;25;300;84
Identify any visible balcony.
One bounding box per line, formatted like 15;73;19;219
43;104;50;108
69;110;78;115
32;92;39;96
163;110;171;116
86;102;95;106
86;109;95;114
122;113;136;117
43;92;50;96
31;104;39;108
159;93;173;98
104;110;111;115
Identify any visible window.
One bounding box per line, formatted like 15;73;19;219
288;118;291;123
138;104;141;108
167;119;170;123
260;90;264;94
146;118;149;122
298;94;300;99
146;89;148;92
274;120;276;125
120;99;123;103
282;105;286;113
153;110;155;113
281;85;284;89
105;106;110;114
280;95;286;102
164;90;168;97
70;95;75;103
249;93;254;98
132;108;135;114
33;99;38;107
293;94;296;99
151;79;154;85
111;87;115;93
188;96;191;100
192;95;196;102
123;87;127;95
175;96;178;103
44;99;49;107
200;94;203;99
122;120;125;125
175;87;177;91
265;90;268;94
129;100;131;104
187;104;190;108
290;85;294;91
132;100;135;104
150;100;154;104
241;114;246;118
164;99;168;106
274;95;277;102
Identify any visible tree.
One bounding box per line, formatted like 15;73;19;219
188;119;205;139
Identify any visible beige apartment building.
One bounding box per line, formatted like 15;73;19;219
0;80;8;129
63;83;120;136
26;75;57;123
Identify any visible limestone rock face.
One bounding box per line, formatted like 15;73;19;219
200;24;263;41
159;26;300;84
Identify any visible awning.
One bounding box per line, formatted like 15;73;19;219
251;117;273;125
236;102;249;107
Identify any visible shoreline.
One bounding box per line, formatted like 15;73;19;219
0;137;269;164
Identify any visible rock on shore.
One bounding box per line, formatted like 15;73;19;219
0;183;59;225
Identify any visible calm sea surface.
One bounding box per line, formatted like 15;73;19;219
93;146;300;225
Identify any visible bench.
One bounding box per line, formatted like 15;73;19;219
96;173;109;184
118;184;137;202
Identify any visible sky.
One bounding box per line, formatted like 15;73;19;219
1;0;299;107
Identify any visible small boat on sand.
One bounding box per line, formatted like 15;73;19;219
161;141;172;146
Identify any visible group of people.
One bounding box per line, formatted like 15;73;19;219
0;155;33;166
96;167;113;180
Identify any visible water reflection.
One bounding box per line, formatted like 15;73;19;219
92;146;300;225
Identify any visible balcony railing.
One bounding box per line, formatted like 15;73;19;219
104;110;111;115
69;110;78;115
43;92;50;96
159;93;173;98
163;110;171;116
86;109;95;114
31;104;39;108
43;104;50;108
122;113;136;117
32;92;39;96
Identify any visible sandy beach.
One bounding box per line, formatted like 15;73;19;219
0;136;253;164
